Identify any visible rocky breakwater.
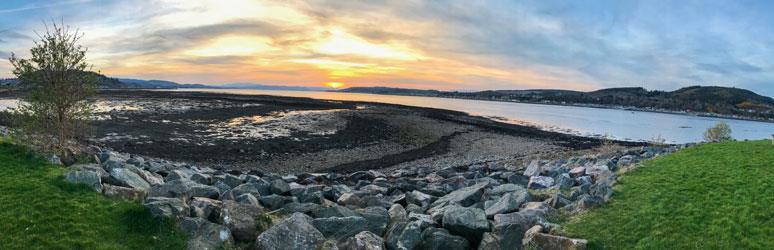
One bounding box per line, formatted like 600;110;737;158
62;145;682;250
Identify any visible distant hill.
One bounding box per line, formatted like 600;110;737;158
340;86;774;120
218;83;327;91
116;78;212;89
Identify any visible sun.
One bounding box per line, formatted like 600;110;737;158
325;82;345;89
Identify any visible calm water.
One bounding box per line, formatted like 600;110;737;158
3;89;773;143
161;89;774;144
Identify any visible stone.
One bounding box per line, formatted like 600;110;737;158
108;167;151;191
492;212;534;248
525;233;587;250
165;169;194;182
430;182;488;208
385;221;422;250
556;173;575;190
222;174;243;188
420;227;470;250
339;231;385;250
144;197;189;218
477;233;501;250
235;193;260;206
337;192;362;207
442;206;489;242
312;205;357;218
255;213;325;250
282;202;323;214
569;167;586;178
270;179;291;195
484;187;529;217
312;216;369;241
408;212;437;229
219;200;264;242
64;170;103;192
575;176;593;186
590;182;613;201
487;184;520;196
150;180;220;200
527;176;554;189
222;182;271;200
130;167;164;186
259;195;298;210
191;173;212;185
47;154;63;165
70;163;109;182
523;160;541;177
190;197;222;222
388;204;408;223
180;217;233;250
102;184;147;201
406;190;434;208
358;206;390;236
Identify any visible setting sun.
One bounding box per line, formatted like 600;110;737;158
325;82;345;89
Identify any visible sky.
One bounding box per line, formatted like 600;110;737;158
1;0;774;95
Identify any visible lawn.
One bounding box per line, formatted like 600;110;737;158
562;140;773;249
0;141;186;249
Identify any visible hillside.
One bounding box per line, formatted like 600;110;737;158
341;86;774;120
0;72;210;89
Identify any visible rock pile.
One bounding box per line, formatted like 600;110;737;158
63;145;681;249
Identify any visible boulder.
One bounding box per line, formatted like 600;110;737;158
64;170;103;192
388;204;408;223
339;231;385;250
555;173;575;190
442;206;489;242
525;233;587;250
420;227;470;250
191;173;212;185
527;176;554;189
430;182;488;209
235;193;260;206
569;167;586;178
312;205;358;218
70;163;109;182
477;233;502;250
487;184;520;197
255;213;326;250
149;179;220;200
102;184;147;201
408;212;437;229
358;206;390;236
484;187;529;217
282;202;323;214
144;197;189;218
179;217;233;250
337;192;363;207
107;167;151;191
219;200;264;242
312;216;369;241
491;212;534;248
259;195;298;210
130;167;164;186
384;221;422;250
190;197;222;222
522;160;541;177
270;179;291;195
406;190;434;208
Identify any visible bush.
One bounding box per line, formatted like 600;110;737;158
703;122;732;142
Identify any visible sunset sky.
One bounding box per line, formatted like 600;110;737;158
1;0;774;95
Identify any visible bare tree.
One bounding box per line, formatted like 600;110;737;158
703;122;732;143
8;22;97;158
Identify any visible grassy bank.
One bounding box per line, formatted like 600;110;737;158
562;140;773;249
0;141;186;249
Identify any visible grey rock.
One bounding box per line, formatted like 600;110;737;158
555;173;575;190
64;170;103;192
522;160;541;177
255;213;325;250
406;190;434;208
270;179;291;195
339;231;385;250
492;212;534;248
150;180;220;200
358;206;390;236
70;163;109;182
524;233;587;250
221;182;270;200
312;205;358;218
385;221;422;250
191;173;212;185
442;206;489;242
108;167;151;191
420;227;470;250
312;216;369;241
484;187;529;217
190;197;222;222
282;202;323;214
388;204;408;223
337;192;362;207
477;233;502;250
569;167;586;178
145;197;189;218
219;200;264;242
180;217;233;250
102;184;147;201
430;182;488;209
487;184;520;197
259;195;298;210
235;193;260;206
527;176;554;189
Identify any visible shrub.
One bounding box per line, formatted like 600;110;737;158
703;122;732;142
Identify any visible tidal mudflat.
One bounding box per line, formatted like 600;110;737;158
72;90;626;175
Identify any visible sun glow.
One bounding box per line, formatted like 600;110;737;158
185;35;274;57
313;29;420;60
325;82;345;89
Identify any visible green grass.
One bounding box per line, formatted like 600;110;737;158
0;141;186;249
562;140;773;249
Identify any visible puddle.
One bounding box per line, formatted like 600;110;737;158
203;109;349;140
